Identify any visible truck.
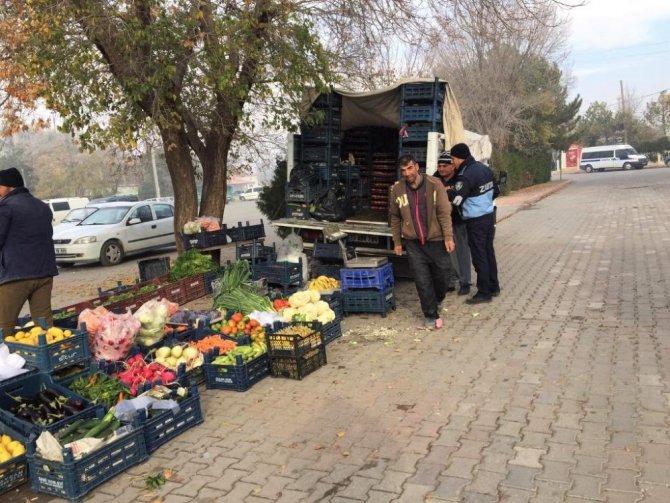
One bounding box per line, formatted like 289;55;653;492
272;77;491;269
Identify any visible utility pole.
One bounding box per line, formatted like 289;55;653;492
620;80;628;143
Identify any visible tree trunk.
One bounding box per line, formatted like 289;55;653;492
159;126;198;252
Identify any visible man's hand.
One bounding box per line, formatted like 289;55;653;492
394;244;403;256
445;239;455;253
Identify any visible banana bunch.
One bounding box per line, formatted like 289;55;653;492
309;275;340;290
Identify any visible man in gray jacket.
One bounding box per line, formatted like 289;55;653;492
389;155;455;329
0;167;58;336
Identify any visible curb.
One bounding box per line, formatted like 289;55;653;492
497;180;571;223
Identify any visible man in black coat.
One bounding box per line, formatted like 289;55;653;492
0;167;59;336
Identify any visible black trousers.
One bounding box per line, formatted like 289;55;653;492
404;239;453;319
465;212;499;296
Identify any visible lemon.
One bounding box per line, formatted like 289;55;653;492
0;450;10;463
4;335;16;342
8;441;25;457
0;434;10;446
14;331;25;340
64;329;72;337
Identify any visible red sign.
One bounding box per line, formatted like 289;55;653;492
566;144;581;168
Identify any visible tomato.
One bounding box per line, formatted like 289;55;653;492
228;319;236;327
249;319;259;328
231;312;243;323
222;326;232;335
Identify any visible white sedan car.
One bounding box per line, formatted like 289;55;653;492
53;201;176;266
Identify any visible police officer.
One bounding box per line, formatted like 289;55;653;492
447;143;500;304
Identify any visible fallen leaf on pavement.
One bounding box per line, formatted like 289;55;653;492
336;431;345;438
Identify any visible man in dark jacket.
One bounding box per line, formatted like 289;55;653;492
434;151;472;296
448;144;500;304
389;155;455;329
0;167;59;336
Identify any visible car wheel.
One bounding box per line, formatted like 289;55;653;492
623;162;632;170
585;165;593;173
100;240;124;266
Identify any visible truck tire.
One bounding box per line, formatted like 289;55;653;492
585;165;593;173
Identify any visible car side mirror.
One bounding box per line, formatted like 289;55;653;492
128;217;141;225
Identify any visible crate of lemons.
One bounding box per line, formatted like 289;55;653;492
0;432;25;464
4;324;74;346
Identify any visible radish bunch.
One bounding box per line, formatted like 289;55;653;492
115;354;176;396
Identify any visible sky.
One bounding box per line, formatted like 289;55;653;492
566;0;670;113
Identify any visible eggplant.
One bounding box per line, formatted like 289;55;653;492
66;398;86;411
61;403;79;416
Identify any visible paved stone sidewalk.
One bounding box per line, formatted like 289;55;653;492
25;169;670;502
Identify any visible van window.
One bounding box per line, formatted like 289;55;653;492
154;204;173;219
51;201;70;212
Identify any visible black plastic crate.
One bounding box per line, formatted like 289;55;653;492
51;359;92;388
305;107;341;127
181;228;228;249
313;242;343;260
0;421;28;496
401;82;445;102
321;320;342;344
204;352;269;392
286;203;311;219
139;256;171;283
312;262;342;281
203;267;225;294
236;242;277;263
138;384;204;453
269;346;327;380
399;145;427;163
266;322;324;357
401;122;438;143
225;220;266;242
287;183;323;203
27;417;148;501
343;288;396;318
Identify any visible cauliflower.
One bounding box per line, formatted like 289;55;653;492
317;310;336;324
282;307;297;322
297;303;318;321
314;300;331;316
288;291;311;308
308;290;321;303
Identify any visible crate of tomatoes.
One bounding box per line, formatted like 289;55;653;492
210;312;266;346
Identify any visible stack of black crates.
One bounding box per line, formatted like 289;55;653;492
399;80;446;172
341;263;396;318
286;93;343;219
266;322;327;380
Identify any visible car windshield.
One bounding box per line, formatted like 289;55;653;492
61;207;97;223
80;206;132;225
624;148;638;155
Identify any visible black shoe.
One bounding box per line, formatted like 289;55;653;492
457;285;471;296
492;287;501;297
446;285;456;292
466;292;492;304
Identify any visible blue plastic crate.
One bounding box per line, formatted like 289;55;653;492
313;242;343;260
305;107;341;127
0;328;90;373
321;320;342;344
51;359;92;388
340;263;394;292
402;122;439;143
0;421;28;496
400;104;442;123
204;352;269;391
268;346;327;380
138;384;204;453
401;82;445;102
301;125;340;144
343;288;396;318
302;145;340;164
311;92;342;108
225;220;266;242
399;145;427;162
0;373;104;439
27;418;148;501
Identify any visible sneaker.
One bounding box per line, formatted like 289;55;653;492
457;284;471;296
465;292;492;305
446;285;456;292
424;317;437;329
492;287;501;297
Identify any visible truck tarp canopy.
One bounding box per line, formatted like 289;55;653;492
305;77;466;150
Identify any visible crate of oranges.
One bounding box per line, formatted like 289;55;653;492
0;423;28;495
0;322;90;373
